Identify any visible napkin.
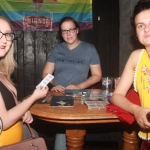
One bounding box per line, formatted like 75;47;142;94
106;89;141;124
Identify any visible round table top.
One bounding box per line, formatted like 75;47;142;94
30;91;120;124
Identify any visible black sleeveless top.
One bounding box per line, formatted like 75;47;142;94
0;82;16;110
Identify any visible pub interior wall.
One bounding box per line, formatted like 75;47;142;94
12;0;142;100
119;0;143;75
13;4;141;99
13;1;119;100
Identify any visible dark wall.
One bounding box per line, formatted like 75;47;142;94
12;0;119;100
13;31;59;100
92;0;119;77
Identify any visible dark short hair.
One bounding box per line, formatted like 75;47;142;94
130;0;150;32
58;16;81;41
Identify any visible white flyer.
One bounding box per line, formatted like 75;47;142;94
36;74;54;90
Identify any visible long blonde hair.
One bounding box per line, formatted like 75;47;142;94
0;15;17;83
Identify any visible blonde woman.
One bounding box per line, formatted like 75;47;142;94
0;15;48;146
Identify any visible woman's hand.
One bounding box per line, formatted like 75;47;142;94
51;85;65;92
66;84;81;89
133;106;150;129
31;86;49;101
22;111;33;124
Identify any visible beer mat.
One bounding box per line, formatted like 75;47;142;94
84;100;108;110
50;96;74;107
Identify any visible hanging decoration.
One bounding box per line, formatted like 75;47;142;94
0;0;92;31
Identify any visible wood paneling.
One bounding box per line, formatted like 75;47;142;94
92;0;119;77
13;31;58;100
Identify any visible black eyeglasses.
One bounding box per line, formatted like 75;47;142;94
61;28;77;35
0;31;15;41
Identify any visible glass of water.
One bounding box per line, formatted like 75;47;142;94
102;77;113;94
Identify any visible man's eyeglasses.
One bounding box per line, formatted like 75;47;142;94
61;28;77;35
0;31;15;41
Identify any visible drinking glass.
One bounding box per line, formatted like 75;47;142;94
102;77;113;94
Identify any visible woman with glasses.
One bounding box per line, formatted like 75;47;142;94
43;16;102;92
42;16;102;150
0;15;48;146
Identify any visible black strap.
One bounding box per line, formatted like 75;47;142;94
0;76;36;139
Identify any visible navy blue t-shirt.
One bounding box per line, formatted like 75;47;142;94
47;41;100;87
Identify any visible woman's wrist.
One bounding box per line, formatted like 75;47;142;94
48;83;54;90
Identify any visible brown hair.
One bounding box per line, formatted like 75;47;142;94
58;16;81;41
130;0;150;32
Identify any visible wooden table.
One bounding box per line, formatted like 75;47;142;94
30;91;139;150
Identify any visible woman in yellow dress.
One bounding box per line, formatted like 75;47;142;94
0;15;48;146
111;0;150;149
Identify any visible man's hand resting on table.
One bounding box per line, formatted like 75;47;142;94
51;85;65;92
51;84;81;92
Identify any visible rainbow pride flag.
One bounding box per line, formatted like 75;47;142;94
0;0;92;31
